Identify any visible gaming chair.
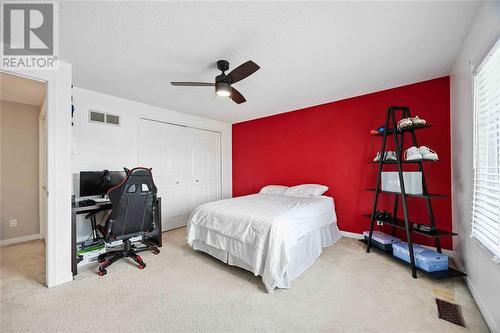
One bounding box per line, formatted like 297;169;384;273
97;167;160;276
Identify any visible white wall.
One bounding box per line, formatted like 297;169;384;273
5;62;73;287
71;87;232;239
450;2;500;332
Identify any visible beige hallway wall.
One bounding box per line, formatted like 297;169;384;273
0;100;40;240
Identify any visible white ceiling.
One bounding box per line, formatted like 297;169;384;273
59;1;481;124
0;72;46;107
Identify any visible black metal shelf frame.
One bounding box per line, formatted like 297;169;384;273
360;239;466;279
364;188;447;199
368;159;437;164
364;106;465;280
370;124;433;136
361;214;457;237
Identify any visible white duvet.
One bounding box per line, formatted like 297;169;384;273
186;193;337;292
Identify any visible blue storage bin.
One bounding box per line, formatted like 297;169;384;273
392;242;448;272
363;231;401;251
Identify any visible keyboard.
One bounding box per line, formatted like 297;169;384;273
78;199;96;207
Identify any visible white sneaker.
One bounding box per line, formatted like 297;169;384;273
411;116;426;126
419;146;438;160
404;146;422;161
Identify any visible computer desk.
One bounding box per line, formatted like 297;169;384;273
71;197;162;276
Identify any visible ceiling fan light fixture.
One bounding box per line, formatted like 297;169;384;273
215;82;231;97
171;60;259;104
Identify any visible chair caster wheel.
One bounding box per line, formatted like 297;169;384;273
138;263;146;270
152;249;160;255
98;270;107;276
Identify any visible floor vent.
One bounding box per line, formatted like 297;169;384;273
435;298;466;327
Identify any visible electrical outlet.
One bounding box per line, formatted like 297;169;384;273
9;219;18;227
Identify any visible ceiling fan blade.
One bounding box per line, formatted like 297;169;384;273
230;87;246;104
226;61;260;84
170;82;214;86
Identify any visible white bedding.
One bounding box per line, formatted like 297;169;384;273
186;193;340;292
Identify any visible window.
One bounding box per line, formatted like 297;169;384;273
472;39;500;258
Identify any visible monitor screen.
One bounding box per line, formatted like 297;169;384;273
79;170;126;197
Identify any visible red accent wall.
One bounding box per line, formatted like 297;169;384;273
232;77;452;249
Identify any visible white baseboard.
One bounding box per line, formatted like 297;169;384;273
464;276;498;333
51;272;73;288
0;233;42;246
340;231;363;239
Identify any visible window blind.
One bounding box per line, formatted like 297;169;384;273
472;39;500;258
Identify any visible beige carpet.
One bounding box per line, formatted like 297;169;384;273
0;228;489;333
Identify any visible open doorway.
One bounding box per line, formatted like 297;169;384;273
0;72;48;286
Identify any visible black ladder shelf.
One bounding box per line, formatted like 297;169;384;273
363;106;466;280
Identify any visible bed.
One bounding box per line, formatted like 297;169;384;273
186;191;341;293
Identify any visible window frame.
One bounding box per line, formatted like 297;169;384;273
472;37;500;260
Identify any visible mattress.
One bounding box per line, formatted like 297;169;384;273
186;193;341;292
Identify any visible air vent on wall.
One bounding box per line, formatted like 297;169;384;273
89;110;120;126
106;114;120;125
89;110;105;123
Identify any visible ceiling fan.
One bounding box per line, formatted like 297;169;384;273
171;60;260;104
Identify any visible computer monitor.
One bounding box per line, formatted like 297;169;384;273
79;170;126;197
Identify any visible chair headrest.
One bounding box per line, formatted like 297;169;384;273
107;167;156;196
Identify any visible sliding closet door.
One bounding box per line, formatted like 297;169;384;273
139;119;191;230
138;119;221;231
189;128;221;208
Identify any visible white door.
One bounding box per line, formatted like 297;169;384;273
189;127;221;208
138;119;221;231
161;123;192;230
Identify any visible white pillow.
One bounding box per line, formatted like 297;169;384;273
260;185;289;195
283;184;328;197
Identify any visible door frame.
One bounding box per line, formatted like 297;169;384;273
1;63;72;287
39;99;47;240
